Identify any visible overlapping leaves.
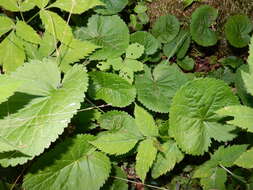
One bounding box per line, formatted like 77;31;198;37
0;60;88;166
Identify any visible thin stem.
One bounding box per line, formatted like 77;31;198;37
219;164;247;184
27;12;40;24
112;176;170;190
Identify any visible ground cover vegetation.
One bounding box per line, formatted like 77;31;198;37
0;0;253;189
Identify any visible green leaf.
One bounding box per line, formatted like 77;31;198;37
130;31;160;55
200;167;226;190
151;14;180;43
0;60;88;166
163;29;190;60
0;75;21;104
194;145;248;178
50;0;103;14
225;15;253;48
190;5;218;47
99;111;137;131
59;39;98;72
33;0;49;8
16;21;41;44
170;78;239;155
136;138;157;181
177;56;195;71
40;10;73;44
37;31;55;58
90;132;140;155
102;166;128;190
0;0;35;12
235;147;253;168
0;16;14;37
151;140;184;179
23;135;111;190
75;15;129;60
91;111;142;155
235;65;253;107
0;32;25;73
135;64;189;113
134;104;158;137
217;105;253;132
95;0;128;15
88;72;136;107
125;43;144;59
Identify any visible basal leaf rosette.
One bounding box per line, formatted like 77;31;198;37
169;78;239;155
0;60;88;166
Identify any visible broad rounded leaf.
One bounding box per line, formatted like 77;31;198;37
151;15;180;43
130;31;160;55
0;0;35;12
190;5;218;47
16;21;41;44
0;16;14;37
170;78;239;155
75;15;129;60
23;135;111;190
0;60;88;166
225;15;253;48
88;72;136;107
135;64;189;113
95;0;128;15
40;10;73;44
136;139;157;181
50;0;103;14
151;140;184;179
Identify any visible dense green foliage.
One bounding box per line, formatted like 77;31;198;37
0;0;253;190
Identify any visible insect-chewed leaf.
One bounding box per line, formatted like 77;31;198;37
190;5;218;47
136;138;157;181
50;0;103;14
23;135;111;190
75;15;129;60
0;60;88;166
0;16;14;37
0;32;25;73
125;43;144;59
151;140;184;179
88;72;136;107
135;64;189;113
169;78;239;155
40;10;73;44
